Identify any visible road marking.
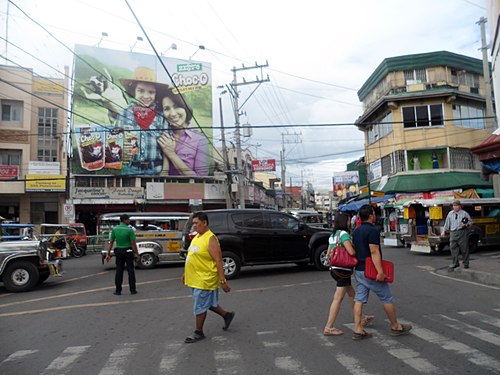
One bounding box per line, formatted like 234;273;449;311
1;349;38;363
213;336;243;375
0;280;327;318
300;326;335;347
399;319;500;372
42;346;90;374
98;342;138;375
335;353;379;375
369;327;440;373
0;277;180;308
426;314;500;347
459;311;500;328
159;343;184;374
431;270;500;290
275;356;310;374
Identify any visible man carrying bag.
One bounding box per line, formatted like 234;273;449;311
351;205;412;340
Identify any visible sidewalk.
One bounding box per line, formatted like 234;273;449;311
434;251;500;288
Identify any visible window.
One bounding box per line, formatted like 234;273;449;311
404;68;427;83
270;213;298;231
0;149;21;166
449;148;479;170
367;112;393;144
1;101;22;122
37;107;59;161
402;104;443;128
452;104;485;129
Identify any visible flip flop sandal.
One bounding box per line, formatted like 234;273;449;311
352;331;373;341
323;327;344;336
223;312;235;331
184;331;206;343
362;315;375;327
391;323;412;337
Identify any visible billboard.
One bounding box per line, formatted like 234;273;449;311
251;159;276;172
71;44;213;177
333;171;359;199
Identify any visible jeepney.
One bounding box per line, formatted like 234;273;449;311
99;212;190;269
0;223;63;292
402;198;500;254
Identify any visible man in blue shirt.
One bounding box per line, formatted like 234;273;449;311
351;204;412;340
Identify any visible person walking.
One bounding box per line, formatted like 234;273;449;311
351;204;412;340
323;212;374;336
182;212;235;343
106;214;139;295
442;199;472;271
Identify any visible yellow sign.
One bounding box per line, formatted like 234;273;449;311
429;206;443;220
25;175;66;192
485;224;500;235
371;191;385;197
167;241;181;252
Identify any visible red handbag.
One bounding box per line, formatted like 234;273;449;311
328;231;358;268
365;257;394;283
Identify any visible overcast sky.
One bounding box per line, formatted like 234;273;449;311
0;0;487;189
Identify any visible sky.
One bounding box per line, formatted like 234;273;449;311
0;0;488;190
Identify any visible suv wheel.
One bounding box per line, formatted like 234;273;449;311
222;251;241;279
314;244;329;271
3;261;39;292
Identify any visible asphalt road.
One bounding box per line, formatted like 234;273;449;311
1;246;500;374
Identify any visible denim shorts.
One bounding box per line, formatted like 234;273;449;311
192;288;219;315
354;270;394;304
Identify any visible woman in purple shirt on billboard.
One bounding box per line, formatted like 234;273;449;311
158;89;210;176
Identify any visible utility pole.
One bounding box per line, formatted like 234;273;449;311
280;131;301;209
477;17;497;130
219;96;233;208
227;62;270;208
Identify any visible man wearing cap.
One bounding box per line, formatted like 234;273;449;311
442;200;472;271
116;67;170;175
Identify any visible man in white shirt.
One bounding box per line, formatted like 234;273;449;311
441;200;472;271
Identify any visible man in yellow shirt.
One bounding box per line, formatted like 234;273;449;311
182;212;234;343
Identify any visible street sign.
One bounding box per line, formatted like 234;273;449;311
63;204;74;218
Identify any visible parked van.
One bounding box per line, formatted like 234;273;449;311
402;198;500;254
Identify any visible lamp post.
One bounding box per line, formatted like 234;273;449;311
161;43;177;56
219;94;233;209
130;36;143;52
189;45;205;60
96;32;108;48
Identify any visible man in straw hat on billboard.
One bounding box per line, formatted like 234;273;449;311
116;67;170;175
442;199;472;271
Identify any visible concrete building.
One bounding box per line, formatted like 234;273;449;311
0;65;69;223
355;51;494;196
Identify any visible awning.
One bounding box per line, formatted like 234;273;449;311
379;172;492;194
339;194;395;212
470;128;500;161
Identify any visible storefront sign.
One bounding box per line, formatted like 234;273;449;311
251;159;276;172
73;187;144;199
25;175;66;192
0;165;19;180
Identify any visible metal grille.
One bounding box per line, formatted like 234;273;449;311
449;148;480;169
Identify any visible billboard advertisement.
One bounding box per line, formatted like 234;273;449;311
333;171;359;199
72;44;213;177
251;159;276;172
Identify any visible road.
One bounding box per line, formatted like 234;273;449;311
1;246;499;374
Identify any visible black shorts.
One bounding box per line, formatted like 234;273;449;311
330;268;353;287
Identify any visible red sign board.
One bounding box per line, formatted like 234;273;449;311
251;159;276;172
0;165;19;180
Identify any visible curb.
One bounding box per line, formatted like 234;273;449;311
435;266;500;288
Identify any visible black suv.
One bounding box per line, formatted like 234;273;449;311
181;209;331;279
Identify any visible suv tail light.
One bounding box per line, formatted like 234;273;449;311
188;231;198;241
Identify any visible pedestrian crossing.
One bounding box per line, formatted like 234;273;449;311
2;308;500;375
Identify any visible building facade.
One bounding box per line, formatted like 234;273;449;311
355;51;494;195
0;65;69;224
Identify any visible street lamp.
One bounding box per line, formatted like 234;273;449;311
130;36;143;52
189;45;205;60
161;43;177;56
96;32;108;48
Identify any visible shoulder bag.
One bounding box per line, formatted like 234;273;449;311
328;230;358;268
